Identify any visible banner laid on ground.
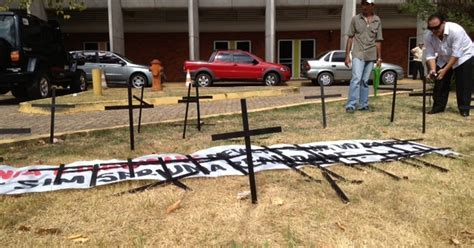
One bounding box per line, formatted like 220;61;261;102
0;139;456;195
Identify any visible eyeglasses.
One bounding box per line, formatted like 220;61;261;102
428;23;443;32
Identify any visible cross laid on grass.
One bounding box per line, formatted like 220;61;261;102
211;99;282;204
0;128;31;135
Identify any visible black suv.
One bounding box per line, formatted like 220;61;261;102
0;12;86;99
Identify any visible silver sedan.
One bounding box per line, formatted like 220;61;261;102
302;50;404;86
70;51;153;88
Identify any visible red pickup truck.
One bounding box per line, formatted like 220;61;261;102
183;50;291;87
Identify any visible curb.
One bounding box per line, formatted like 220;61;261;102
18;87;299;115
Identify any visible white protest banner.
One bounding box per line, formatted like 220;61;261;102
0;140;456;195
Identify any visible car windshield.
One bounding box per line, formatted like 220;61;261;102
0;15;16;46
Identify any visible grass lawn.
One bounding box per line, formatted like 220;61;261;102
1;92;473;247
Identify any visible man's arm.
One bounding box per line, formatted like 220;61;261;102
426;59;437;75
344;37;353;68
375;41;382;67
374;17;383;67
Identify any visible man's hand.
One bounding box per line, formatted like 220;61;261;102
345;56;351;68
376;58;382;68
436;68;447;80
428;69;437;80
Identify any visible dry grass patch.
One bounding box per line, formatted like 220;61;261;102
0;92;473;247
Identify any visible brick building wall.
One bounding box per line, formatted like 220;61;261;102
125;33;189;82
64;28;416;82
381;29;417;71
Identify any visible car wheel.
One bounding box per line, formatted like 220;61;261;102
317;72;334;86
381;71;397;85
11;87;27;99
27;73;51;99
264;72;280;86
70;70;87;93
130;73;148;88
196;73;212;87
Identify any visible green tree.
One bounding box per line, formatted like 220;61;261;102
0;0;86;19
401;0;474;33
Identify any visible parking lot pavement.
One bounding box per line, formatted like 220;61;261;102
0;80;423;143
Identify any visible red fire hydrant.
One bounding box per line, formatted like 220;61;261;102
150;59;162;91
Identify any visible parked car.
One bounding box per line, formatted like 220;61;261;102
0;12;87;99
183;50;291;87
70;50;153;88
302;50;404;86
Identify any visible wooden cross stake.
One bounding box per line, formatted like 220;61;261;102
104;83;154;150
178;82;213;139
304;82;341;128
31;87;75;144
211;99;282;204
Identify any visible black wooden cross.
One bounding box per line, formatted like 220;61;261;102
0;128;31;135
408;78;433;133
31;87;75;144
211;99;282;204
117;155;212;195
178;82;213;139
104;82;154;150
377;78;414;122
291;144;364;204
304;81;341;128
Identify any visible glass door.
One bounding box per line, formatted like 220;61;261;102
408;37;417;78
278;40;293;78
300;39;315;78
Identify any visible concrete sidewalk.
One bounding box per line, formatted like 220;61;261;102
0;79;423;144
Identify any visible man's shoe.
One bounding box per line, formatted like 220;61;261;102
358;106;370;111
427;109;443;115
346;108;355;113
460;110;470;117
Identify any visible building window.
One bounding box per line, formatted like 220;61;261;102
83;41;110;51
213;40;252;52
236;40;251;52
214;41;229;50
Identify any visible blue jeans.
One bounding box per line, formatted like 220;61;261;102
346;58;374;110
